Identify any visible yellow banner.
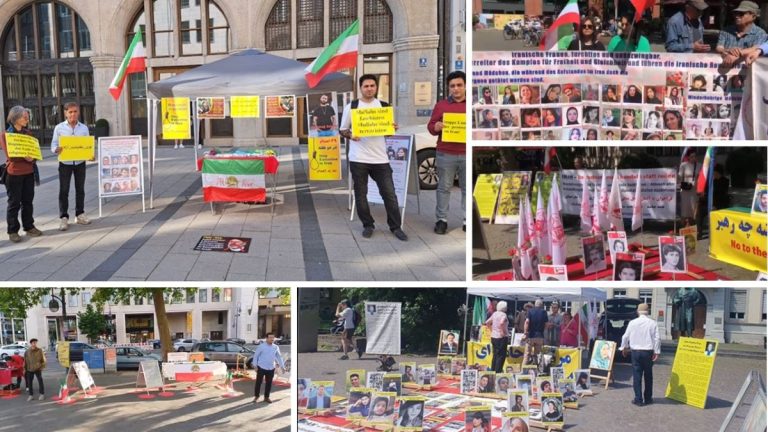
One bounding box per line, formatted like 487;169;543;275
493;14;525;30
351;107;395;137
466;340;493;370
665;337;718;409
186;311;193;334
442;112;466;143
308;136;341;181
473;174;502;220
5;133;42;160
59;136;94;161
57;341;70;368
710;208;768;272
553;348;581;381
161;97;191;139
231;96;260;118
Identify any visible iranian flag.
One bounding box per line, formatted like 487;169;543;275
540;0;580;51
202;159;267;203
696;147;715;194
631;0;655;22
543;147;557;174
109;29;146;100
305;20;359;88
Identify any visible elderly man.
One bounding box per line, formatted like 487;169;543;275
619;303;660;406
545;301;563;346
666;0;710;53
716;1;768;67
486;301;509;373
523;300;548;366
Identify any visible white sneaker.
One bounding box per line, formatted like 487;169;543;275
179;143;185;149
58;217;69;231
76;214;91;225
174;143;179;149
27;395;32;401
38;394;44;401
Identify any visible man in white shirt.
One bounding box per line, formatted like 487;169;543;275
51;102;92;231
619;303;660;406
252;332;286;404
340;74;407;241
335;299;355;360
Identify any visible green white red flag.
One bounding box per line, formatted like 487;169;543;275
202;159;270;203
109;29;147;100
540;0;580;51
696;147;715;194
305;20;359;88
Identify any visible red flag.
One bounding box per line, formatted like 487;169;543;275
543;148;557;174
631;0;655;22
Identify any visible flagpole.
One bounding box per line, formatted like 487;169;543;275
706;147;716;240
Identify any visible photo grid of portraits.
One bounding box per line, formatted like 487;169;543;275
99;137;143;197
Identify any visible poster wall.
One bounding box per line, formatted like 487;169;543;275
364;302;401;355
472;51;747;141
98;136;144;197
665;337;718;409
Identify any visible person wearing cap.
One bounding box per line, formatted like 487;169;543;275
485;301;509;373
666;0;710;53
619;303;660;406
716;1;767;67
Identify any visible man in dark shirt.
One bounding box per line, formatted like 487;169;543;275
523;299;548;366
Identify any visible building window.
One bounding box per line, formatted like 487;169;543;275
639;289;653;306
246;323;252;332
212;290;220;302
729;290;746;320
42;295;51;308
82;292;92;305
199;288;208;303
363;0;393;44
330;0;357;40
223;288;232;302
1;1;94;144
265;0;291;50
135;1;229;58
613;289;627;297
187;290;196;303
67;294;78;308
297;0;323;48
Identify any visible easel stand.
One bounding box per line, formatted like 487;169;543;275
529;420;564;431
590;367;613;389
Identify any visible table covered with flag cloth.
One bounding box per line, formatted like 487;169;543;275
198;148;279;205
709;207;768;273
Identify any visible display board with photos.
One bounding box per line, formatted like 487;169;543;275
98;136;144;197
472;51;746;141
438;330;461;355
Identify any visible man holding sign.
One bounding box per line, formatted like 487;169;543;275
428;71;466;234
340;74;407;241
51;102;92;231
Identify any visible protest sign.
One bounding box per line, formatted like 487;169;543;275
607;231;628;260
59;136;95;161
659;235;688;273
196;97;225;119
308;136;341;181
351;106;395;137
473;174;502;220
366;135;412;208
365;302;401;355
665;337;718;409
441;112;466;143
193;235;250;253
539;264;567;281
161;97;191;139
266;96;295;117
230;96;260;118
5;133;42;160
137;360;163;389
57;342;70;368
614;252;644;281
495;171;532;224
466;340;493;371
438;330;460;356
306;381;335;412
69;361;95;391
679;226;698;255
710;209;768;273
581;234;607;275
98;136;144;198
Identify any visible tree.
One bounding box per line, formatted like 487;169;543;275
257;287;291;305
77;304;107;343
0;288;83;344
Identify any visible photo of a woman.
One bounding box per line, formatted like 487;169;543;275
565;107;580;125
542;85;561;104
644;111;661;130
542;399;563;422
541;108;561;127
583;106;599;125
367;396;394;422
623;85;642;103
602;85;619;102
519;85;540;104
621;109;638;129
501;85;516;104
397;400;424;427
663;110;683;130
467;411;491;432
664;86;682;106
644;86;662;104
659;238;686;273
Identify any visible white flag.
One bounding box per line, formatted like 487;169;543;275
518;196;532;279
580;178;592;233
608;168;624;231
548;174;567;265
598;170;610;230
631;174;644;231
591;185;601;235
535;184;550;258
524;193;536;248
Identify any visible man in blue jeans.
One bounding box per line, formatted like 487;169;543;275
428;71;466;234
619;303;660;406
523;299;548;366
340;74;407;241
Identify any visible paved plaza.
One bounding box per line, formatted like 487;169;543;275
0;145;465;282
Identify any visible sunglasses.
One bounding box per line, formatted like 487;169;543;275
583;24;594;29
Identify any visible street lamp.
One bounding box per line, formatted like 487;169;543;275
234;302;242;339
48;288;68;345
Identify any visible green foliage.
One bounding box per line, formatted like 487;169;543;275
77;304;107;343
257;287;291;305
339;288;467;354
0;288;82;318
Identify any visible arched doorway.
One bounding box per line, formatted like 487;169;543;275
670;288;707;339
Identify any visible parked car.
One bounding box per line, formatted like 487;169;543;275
0;344;27;360
226;337;246;345
116;347;162;370
67;342;97;362
172;339;198;352
596;296;643;363
191;341;254;368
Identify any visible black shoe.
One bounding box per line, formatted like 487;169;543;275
339;355;349;360
462;224;466;232
362;226;374;238
264;398;273;403
434;220;447;235
644;399;653;405
631;399;644;407
392;228;408;241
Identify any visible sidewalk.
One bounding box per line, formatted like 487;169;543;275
0;145;465;281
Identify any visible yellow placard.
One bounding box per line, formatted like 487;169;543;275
466;340;493;370
188;352;204;362
442;112;466;143
351;106;395;137
553;347;581;381
57;341;70;368
308;136;341;181
473;174;502;220
59;136;94;161
161;97;191;139
231;96;260;118
5;133;42;160
710;208;768;272
665;337;718;409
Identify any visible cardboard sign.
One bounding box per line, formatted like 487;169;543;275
473;174;502;220
351;106;395;137
230;96;260;118
59;135;95;161
196;97;225;119
188;352;205;362
57;342;70;368
308;136;341;181
137;360;164;389
659;235;688;273
71;361;95;390
161;97;191;139
193;235;251;253
665;337;718;409
441;112;466;143
167;352;189;362
5;133;42;160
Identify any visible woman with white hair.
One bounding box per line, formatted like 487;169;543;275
2;106;42;242
485;300;509;373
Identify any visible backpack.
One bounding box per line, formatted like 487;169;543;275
350;99;390;110
352;308;362;328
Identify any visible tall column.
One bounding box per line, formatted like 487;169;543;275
90;55;131;137
392;35;440;127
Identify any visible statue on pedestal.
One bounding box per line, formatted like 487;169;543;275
673;288;703;337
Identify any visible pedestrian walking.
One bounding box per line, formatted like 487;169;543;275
23;338;45;401
252;333;286;404
619;303;660;406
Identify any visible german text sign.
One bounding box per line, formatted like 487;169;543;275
442;113;466;143
5;133;42;160
230;96;260;118
351;107;395;137
665;337;718;409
